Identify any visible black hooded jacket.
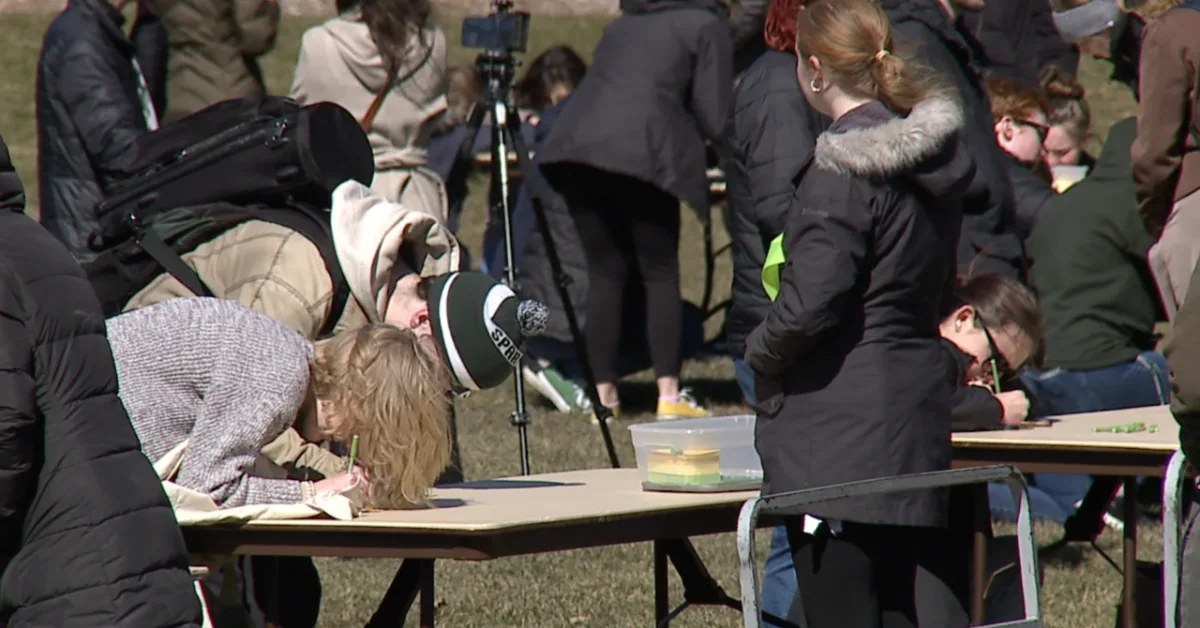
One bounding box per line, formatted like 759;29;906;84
36;0;151;263
0;137;200;628
961;0;1079;87
940;339;1005;431
879;0;1026;279
746;96;974;527
539;0;732;216
724;50;830;356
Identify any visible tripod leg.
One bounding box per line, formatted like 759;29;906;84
501;104;621;469
488;99;533;476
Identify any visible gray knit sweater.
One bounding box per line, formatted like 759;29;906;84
107;298;312;507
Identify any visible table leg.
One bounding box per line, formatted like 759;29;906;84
1121;476;1138;628
654;541;668;625
420;560;436;628
972;484;988;626
366;559;432;627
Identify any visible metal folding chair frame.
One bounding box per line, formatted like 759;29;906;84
736;465;1042;628
1164;449;1189;628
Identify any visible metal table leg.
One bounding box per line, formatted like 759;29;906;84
366;558;436;627
655;541;668;625
1122;476;1138;628
1164;451;1187;628
972;483;989;625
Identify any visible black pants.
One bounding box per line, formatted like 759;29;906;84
558;166;683;383
784;518;969;628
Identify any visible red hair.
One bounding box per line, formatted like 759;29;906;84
764;0;807;52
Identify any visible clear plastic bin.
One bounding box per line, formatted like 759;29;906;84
628;415;762;484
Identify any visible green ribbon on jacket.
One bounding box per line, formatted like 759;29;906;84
762;234;786;302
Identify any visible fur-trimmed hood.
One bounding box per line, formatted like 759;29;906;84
814;96;975;202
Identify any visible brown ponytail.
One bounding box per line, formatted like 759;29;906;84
793;0;942;113
1037;66;1091;143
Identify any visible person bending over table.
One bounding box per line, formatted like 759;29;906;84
108;296;454;508
743;0;973;623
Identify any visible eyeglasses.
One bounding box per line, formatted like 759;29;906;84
979;324;1015;394
1019;119;1050;142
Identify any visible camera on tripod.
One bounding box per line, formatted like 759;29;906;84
461;0;531;53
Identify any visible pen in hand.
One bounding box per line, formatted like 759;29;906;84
346;434;359;473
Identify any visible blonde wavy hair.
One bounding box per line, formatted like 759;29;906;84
311;324;453;509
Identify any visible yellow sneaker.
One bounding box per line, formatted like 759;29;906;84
656;389;709;420
590;404;621;425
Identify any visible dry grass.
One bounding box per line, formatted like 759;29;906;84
0;12;1154;627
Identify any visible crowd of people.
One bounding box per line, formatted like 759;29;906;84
0;0;1198;625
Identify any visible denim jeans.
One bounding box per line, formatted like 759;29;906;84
989;351;1170;523
733;357;798;624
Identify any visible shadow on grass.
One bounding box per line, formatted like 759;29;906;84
604;376;749;416
1037;541;1093;568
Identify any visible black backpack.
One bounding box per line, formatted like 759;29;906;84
85;97;375;337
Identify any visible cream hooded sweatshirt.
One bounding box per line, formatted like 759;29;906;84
290;14;450;220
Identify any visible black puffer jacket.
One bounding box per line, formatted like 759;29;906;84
746;96;974;527
880;0;1026;280
0;138;200;628
36;0;151;263
539;0;732;216
724;50;830;356
961;0;1078;87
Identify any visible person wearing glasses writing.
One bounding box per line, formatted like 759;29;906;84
938;274;1042;433
985;77;1057;240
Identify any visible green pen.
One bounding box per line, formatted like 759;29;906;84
346;435;360;473
989;358;1002;395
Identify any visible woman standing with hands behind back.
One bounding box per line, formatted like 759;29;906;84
744;0;975;624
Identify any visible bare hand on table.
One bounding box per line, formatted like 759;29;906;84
996;390;1031;426
314;467;370;498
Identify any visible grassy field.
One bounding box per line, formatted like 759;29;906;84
0;9;1152;627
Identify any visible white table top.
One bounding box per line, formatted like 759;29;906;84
230;468;757;533
952;405;1180;453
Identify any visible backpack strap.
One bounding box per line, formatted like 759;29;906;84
136;227;216;299
360;65;401;132
254;204;350;339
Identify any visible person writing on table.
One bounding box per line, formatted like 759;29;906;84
743;0;974;623
107;297;456;509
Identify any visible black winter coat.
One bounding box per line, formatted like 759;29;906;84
36;0;151;264
539;0;732;216
746;97;974;528
881;0;1026;280
0;139;200;628
514;99;590;343
730;0;769;77
940;339;1005;432
1006;154;1056;239
724;50;830;356
961;0;1079;87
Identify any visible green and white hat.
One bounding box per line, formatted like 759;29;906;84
428;271;549;391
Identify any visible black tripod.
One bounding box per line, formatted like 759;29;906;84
459;48;619;475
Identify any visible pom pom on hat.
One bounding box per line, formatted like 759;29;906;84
427;271;549;391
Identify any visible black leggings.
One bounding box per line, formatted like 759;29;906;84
784;518;969;628
559;167;682;383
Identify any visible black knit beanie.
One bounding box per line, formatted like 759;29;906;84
427;271;549;391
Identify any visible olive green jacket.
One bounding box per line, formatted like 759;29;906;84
150;0;280;123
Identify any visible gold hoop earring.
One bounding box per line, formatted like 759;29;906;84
810;78;823;93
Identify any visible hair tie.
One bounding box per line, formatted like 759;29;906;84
874;49;890;62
